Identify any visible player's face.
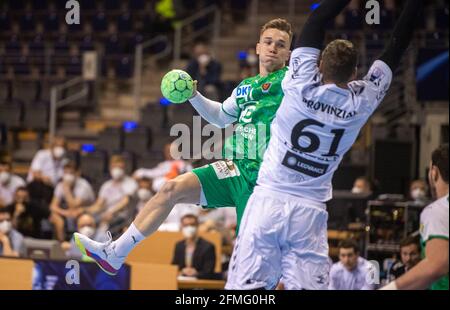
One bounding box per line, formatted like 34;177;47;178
400;244;420;268
339;248;358;271
256;28;291;72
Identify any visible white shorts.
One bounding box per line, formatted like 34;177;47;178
225;186;330;290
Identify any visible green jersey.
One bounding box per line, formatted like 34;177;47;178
221;67;288;180
192;67;287;229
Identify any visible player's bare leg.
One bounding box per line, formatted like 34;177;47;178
74;172;201;275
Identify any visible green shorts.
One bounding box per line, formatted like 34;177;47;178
192;160;257;230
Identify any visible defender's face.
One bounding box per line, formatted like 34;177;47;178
256;28;291;72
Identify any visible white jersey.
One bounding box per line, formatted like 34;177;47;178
257;47;393;202
420;194;449;244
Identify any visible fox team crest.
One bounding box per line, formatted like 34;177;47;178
262;83;272;93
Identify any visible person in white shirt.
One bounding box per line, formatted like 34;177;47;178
87;155;137;232
226;0;422;290
27;136;67;186
133;143;192;192
329;239;375;290
0;161;26;207
50;161;95;241
0;208;24;257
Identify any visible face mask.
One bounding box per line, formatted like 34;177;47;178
351;187;363;194
411;188;425;201
78;226;95;238
53;146;65;159
137;188;152;202
63;173;76;184
198;54;211;66
182;225;197;239
111;168;125;180
0;171;10;185
247;53;258;66
0;220;12;234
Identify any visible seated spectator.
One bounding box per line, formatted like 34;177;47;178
329;239;376;290
387;236;421;282
6;186;50;238
0;208;24;257
0;161;26;208
351;176;373;195
159;203;201;232
186;40;222;100
135;177;154;214
62;213;108;259
409;179;429;204
134;143;192;192
87;155;137;235
27;136;68;187
171;214;216;279
50;161;95;242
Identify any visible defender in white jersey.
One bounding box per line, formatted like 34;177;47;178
226;0;422;290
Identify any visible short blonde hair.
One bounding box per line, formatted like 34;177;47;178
110;155;125;166
260;18;293;42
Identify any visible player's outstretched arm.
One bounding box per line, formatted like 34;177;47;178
189;81;237;129
296;0;351;49
379;0;422;72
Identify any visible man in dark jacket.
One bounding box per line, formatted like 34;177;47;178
171;214;216;279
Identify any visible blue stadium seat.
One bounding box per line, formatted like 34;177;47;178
344;9;363;30
0;99;23;128
130;0;145;11
23;101;49;131
117;11;133;32
0;12;11;32
104;34;121;55
80;150;108;188
5;35;21;54
28;35;45;55
32;0;47;11
54;35;70;54
66;57;82;76
80;35;95;51
435;7;449;30
105;0;121;11
13;57;30;75
20;12;36;32
116;56;133;79
92;12;108;32
98;127;123;154
9;0;25;10
123;127;152;155
80;0;97;11
44;12;60;32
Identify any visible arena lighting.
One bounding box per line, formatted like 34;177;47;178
81;144;95;153
238;51;248;61
311;3;321;11
159;97;171;106
122;121;138;132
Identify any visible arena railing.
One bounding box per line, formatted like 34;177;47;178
173;5;221;63
133;35;172;109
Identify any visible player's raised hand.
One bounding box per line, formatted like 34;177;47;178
189;80;198;100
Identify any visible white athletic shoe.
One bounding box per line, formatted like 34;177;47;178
73;231;125;276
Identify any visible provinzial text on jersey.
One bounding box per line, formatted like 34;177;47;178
303;98;357;119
